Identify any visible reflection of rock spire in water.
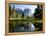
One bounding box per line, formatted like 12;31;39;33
31;24;35;31
29;22;35;32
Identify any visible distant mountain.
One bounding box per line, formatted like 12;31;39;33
15;8;31;16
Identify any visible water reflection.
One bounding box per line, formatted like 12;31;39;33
12;23;35;32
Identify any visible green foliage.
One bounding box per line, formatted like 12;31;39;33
33;5;42;20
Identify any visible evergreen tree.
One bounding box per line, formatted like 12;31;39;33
33;5;43;20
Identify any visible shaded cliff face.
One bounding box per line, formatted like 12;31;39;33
10;4;37;16
12;8;31;16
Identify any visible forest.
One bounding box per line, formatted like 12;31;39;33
9;4;43;32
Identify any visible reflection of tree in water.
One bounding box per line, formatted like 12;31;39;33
11;22;35;32
9;5;43;32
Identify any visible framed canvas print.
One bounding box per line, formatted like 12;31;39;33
5;0;45;36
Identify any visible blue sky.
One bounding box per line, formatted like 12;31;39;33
10;4;37;16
